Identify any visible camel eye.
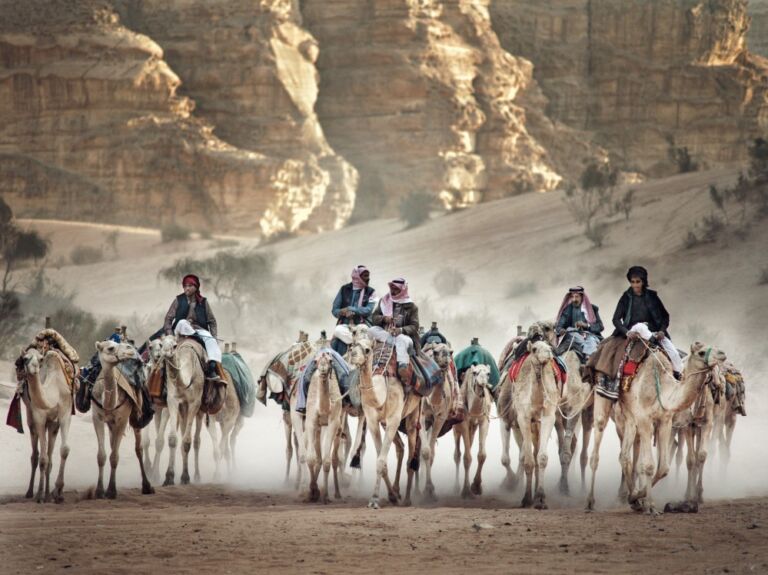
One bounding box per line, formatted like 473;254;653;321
698;350;705;357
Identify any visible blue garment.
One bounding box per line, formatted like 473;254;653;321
297;348;351;411
332;288;376;323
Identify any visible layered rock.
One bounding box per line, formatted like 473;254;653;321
300;0;562;217
491;0;768;175
0;0;355;236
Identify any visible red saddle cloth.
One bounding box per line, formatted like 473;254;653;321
6;394;23;434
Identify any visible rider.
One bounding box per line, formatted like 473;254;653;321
330;265;377;356
555;286;603;359
163;274;222;382
369;277;420;382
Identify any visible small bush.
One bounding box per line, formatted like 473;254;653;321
399;191;432;229
614;189;635;221
759;267;768;286
585;221;609;248
669;145;699;173
104;230;120;256
699;214;725;243
70;245;103;266
161;223;191;243
506;280;538;299
432;267;467;297
683;230;700;250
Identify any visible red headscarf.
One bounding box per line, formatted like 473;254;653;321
182;274;204;303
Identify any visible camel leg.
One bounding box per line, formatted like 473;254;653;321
500;421;517;490
365;418;388;509
453;426;462;493
337;413;351;487
422;413;443;502
517;414;535;508
695;421;714;504
93;415;107;498
350;417;366;470
652;422;673;487
141;419;152;476
106;416;129;499
722;411;736;470
293;430;303;490
392;432;404;500
134;428;155;495
219;416;236;478
683;428;696;503
331;422;343;499
151;408;170;483
633;421;657;514
283;413;294;484
193;412;203;482
34;421;48;503
512;423;525;484
471;416;489;496
304;417;320;503
164;398;180;486
534;412;556;510
580;405;593;492
586;395;612;511
230;416;244;471
290;408;306;488
52;415;71;503
461;423;474;499
25;419;39;499
557;415;579;496
619;422;638;505
43;424;58;502
179;406;197;485
206;414;222;481
403;422;419;507
323;419;341;503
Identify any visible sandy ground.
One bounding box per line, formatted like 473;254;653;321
1;486;767;575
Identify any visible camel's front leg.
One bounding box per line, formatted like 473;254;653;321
694;421;714;504
500;420;517;490
331;420;344;499
586;395;612;511
33;421;48;503
151;408;170;483
683;427;697;503
25;419;39;499
652;421;673;488
421;416;440;502
290;406;307;486
471;416;489;496
206;414;222;481
283;412;294;484
93;415;107;498
134;427;155;495
179;404;198;485
403;422;419;507
52;415;72;503
392;432;404;500
452;426;462;493
557;413;578;496
304;417;320;502
323;418;341;503
534;411;556;509
40;425;56;502
365;416;386;509
619;421;638;505
164;398;180;486
141;421;152;475
106;416;129;499
580;405;593;492
632;421;657;514
461;423;474;499
516;414;535;508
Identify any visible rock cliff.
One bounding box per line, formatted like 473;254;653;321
749;0;768;57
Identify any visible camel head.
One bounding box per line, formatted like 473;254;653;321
21;346;42;376
469;364;491;389
526;340;554;366
316;351;332;375
430;343;453;369
95;340;122;365
688;342;726;371
159;334;178;360
350;324;369;343
148;339;163;364
528;321;557;347
348;337;372;367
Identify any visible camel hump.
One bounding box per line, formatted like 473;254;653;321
36;328;80;364
178;337;206;362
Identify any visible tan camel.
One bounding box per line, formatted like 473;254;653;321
502;340;558;508
586;342;725;513
141;339;171;483
18;346;75;503
554;350;594;495
419;342;455;501
304;351;345;503
205;369;243;480
159;334;206;486
91;340;154;498
452;364;492;498
712;360;745;470
348;336;420;509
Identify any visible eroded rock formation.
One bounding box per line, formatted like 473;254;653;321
491;0;768;175
0;0;356;236
749;0;768;57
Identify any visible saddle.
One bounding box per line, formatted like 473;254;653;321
371;340;441;397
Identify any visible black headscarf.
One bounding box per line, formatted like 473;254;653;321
626;266;648;288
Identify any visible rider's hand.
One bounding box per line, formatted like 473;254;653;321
627;331;640;341
655;331;666;341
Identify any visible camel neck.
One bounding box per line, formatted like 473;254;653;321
26;368;53;411
666;364;710;412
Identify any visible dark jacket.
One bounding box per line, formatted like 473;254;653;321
557;304;604;337
332;283;376;326
611;288;670;337
163;294;217;337
372;301;420;352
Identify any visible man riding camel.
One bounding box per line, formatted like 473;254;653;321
163;274;222;382
555;286;603;359
330;265;377;356
369;277;420;383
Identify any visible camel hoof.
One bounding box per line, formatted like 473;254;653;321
368;498;380;510
559;481;570;497
402;498;412;507
95;487;105;499
388;492;399;505
461;486;473;499
334;491;342;500
25;490;33;499
54;495;64;504
534;498;548;510
422;490;438;504
142;484;155;495
664;500;698;514
105;489;117;500
194;474;201;483
470;482;482;496
180;472;190;485
585;496;595;511
521;494;533;508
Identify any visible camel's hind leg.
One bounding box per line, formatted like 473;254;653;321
500;420;518;490
206;413;222;481
403;421;420;507
43;424;58;502
471;416;489;496
151;408;170;483
52;415;71;503
93;416;107;497
25;419;39;499
230;415;244;471
580;405;593;492
141;420;152;477
461;423;475;499
134;427;155;495
453;426;462;493
586;395;612;511
392;432;404;501
283;412;294;484
106;416;129;499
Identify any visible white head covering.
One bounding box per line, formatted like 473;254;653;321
174;319;196;337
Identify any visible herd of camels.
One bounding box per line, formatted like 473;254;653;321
12;319;745;516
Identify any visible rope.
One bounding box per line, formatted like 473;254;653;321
556;387;594;421
653;361;667;411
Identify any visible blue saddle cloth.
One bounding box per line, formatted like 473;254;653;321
297;348;351;412
222;352;257;417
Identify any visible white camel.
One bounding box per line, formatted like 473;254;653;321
304;351;345;503
205;369;244;480
141;339;172;482
349;336;421;509
453;364;493;498
587;342;725;513
91;340;154;498
17;344;76;503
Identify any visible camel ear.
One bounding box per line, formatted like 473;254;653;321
690;342;702;354
526;341;532;352
95;341;105;352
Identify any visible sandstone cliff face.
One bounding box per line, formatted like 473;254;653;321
0;0;355;236
300;0;561;216
491;0;768;175
749;0;768;57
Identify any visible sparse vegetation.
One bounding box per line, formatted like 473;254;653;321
614;189;635;221
0;196;49;294
669;144;699;173
505;280;538;299
209;238;239;249
161;223;191;243
399;191;433;229
432;267;467;297
70;245;103;266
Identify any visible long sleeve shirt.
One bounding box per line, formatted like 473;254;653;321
163;297;218;338
556;304;604;336
331;288;377;324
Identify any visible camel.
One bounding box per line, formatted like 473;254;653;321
205;369;243;480
141;339;171;482
586;341;725;514
452;364;492;498
712;360;745;470
91;340;154;498
17;345;75;503
419;342;456;501
159;334;206;486
554;350;594;495
304;351;345;503
348;336;421;509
